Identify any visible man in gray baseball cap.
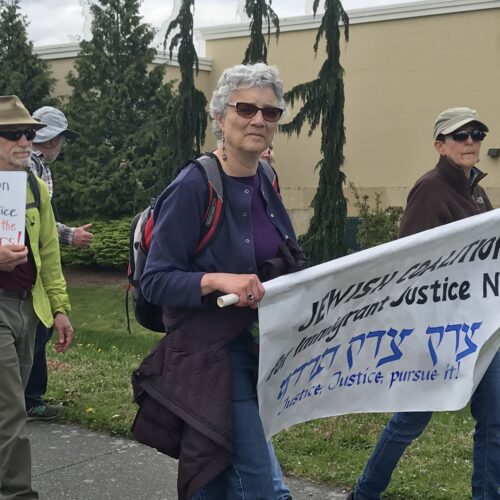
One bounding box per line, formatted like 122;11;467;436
349;106;498;500
25;106;92;422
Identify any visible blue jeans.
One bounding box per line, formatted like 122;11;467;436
355;351;500;500
268;440;291;500
24;323;53;409
191;338;280;499
470;351;500;499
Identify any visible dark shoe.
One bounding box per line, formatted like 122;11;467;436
26;404;61;421
346;492;356;500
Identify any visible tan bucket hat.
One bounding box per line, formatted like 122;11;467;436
0;95;46;129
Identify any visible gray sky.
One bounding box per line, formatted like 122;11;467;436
20;0;423;47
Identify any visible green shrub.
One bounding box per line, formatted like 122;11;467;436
350;183;404;249
60;218;130;270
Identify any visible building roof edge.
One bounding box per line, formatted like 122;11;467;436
196;0;500;40
33;42;213;71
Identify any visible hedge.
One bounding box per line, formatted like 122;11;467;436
60;218;131;270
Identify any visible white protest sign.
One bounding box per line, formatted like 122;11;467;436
258;209;500;439
0;171;27;246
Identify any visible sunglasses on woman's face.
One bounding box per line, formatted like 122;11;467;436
450;130;486;143
0;128;37;141
227;102;283;122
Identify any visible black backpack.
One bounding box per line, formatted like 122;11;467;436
126;154;279;333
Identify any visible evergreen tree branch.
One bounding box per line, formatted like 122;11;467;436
163;0;207;172
280;0;350;264
0;0;55;110
243;0;280;64
60;0;176;219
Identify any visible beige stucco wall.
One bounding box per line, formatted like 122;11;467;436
202;6;500;233
47;58;75;97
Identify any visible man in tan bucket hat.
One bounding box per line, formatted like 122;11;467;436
0;95;73;499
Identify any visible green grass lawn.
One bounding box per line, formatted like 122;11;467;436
47;287;474;499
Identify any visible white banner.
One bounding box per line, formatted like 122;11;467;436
258;209;500;438
0;171;26;246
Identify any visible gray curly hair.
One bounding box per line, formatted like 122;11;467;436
209;63;287;140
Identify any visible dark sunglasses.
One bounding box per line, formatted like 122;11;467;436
0;128;37;141
450;130;486;142
227;102;283;122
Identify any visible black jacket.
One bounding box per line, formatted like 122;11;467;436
399;156;492;238
132;306;256;500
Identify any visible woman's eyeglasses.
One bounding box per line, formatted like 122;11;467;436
227;102;283;122
0;128;37;141
450;130;486;143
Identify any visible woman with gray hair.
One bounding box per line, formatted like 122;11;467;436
140;63;304;499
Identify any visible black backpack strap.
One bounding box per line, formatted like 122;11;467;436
191;153;226;254
50;197;61;222
125;285;132;335
26;171;40;210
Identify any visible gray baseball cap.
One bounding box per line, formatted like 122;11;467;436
32;106;79;143
433;107;488;140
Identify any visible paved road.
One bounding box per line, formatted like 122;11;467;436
28;421;349;500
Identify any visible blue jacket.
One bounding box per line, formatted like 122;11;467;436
141;160;298;308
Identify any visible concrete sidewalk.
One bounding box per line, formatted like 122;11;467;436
27;420;349;500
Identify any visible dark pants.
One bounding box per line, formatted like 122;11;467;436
0;292;39;499
24;322;53;410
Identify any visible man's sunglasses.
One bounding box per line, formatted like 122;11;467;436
450;130;486;142
0;128;37;141
227;102;283;122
